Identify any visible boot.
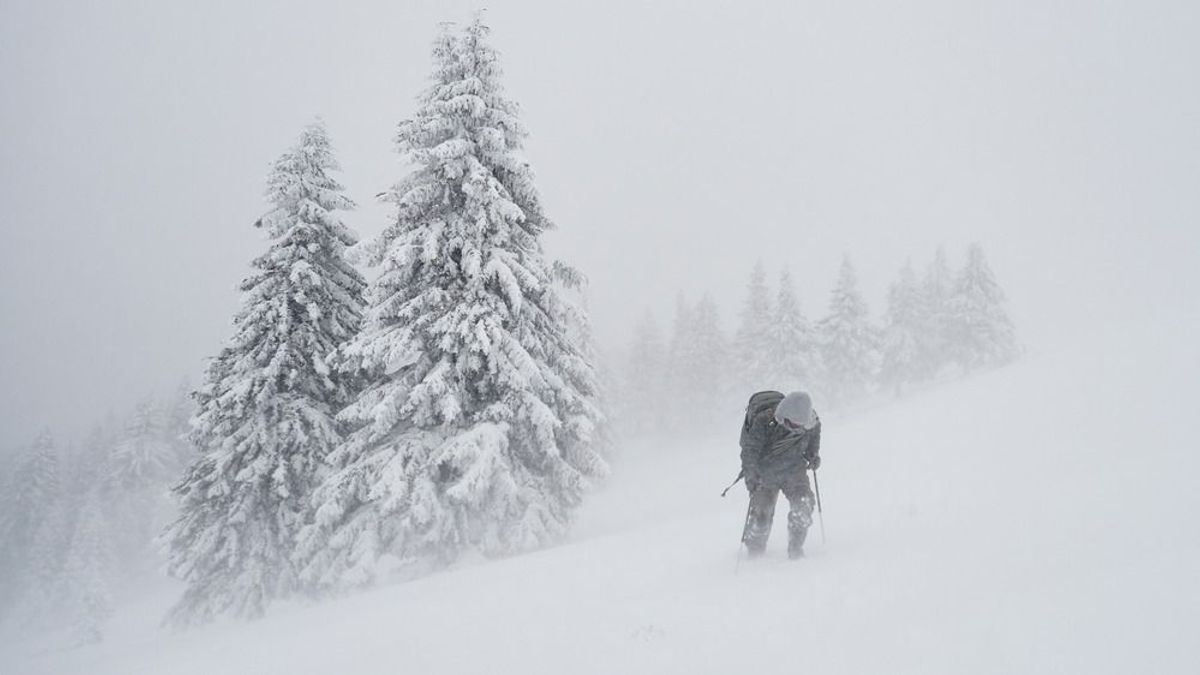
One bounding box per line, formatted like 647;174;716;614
787;539;805;560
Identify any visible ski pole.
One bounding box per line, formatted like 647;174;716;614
735;498;752;574
720;469;744;497
812;468;825;545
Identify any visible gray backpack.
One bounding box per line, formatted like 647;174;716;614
740;390;783;441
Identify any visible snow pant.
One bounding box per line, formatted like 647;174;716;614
742;474;815;557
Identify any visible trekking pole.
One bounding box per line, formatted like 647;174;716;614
735;498;752;575
720;469;744;497
812;468;825;545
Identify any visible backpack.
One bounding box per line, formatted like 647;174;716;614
742;390;784;434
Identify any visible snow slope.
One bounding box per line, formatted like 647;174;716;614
10;314;1199;675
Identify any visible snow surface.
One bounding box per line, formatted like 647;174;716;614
8;314;1199;674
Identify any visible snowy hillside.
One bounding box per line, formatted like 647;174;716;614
10;313;1199;675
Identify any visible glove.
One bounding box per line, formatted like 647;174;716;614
807;455;821;471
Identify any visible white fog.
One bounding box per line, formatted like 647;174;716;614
1;1;1197;673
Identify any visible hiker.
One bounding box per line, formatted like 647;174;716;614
739;390;821;559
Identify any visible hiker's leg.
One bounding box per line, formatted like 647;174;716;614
742;486;780;555
782;476;815;558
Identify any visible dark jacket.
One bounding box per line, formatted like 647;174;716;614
739;391;821;486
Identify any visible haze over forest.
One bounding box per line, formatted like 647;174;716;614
3;0;1197;451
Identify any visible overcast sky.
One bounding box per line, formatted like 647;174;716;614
2;0;1197;448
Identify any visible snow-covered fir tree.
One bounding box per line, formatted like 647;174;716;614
6;431;71;625
13;431;60;547
817;256;878;408
74;424;115;494
880;260;923;396
297;19;606;591
61;487;116;644
948;243;1018;370
622;311;668;436
662;294;694;430
733;261;775;394
18;496;72;625
560;285;614;461
109;399;172;490
919;246;954;379
1;431;60;613
769;268;819;395
166;120;366;624
106;399;179;569
0;450;18;615
669;293;731;428
160;378;196;470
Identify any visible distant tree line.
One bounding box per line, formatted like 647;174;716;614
0;385;193;643
615;246;1018;437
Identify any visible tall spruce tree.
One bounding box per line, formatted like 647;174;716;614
734;261;774;393
2;432;59;603
0;448;21;615
818;256;878;408
623;311;667;436
107;399;179;570
297;19;606;591
109;400;172;489
663;294;695;430
161;378;196;470
670;293;731;427
770;268;818;394
165;120;366;624
880;260;923;396
5;430;68;624
61;487;116;644
949;243;1018;370
919;246;954;379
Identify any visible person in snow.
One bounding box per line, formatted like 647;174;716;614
739;390;821;559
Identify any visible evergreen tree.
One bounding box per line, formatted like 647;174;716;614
817;256;878;408
769;268;818;394
949;243;1018;370
160;377;196;471
109;399;174;489
733;261;774;393
880;260;923;396
0;448;19;614
166;120;366;624
17;495;71;625
72;424;114;496
298;19;606;591
5;431;68;624
61;487;116;644
919;246;954;379
106;399;177;569
671;293;731;427
662;294;694;430
623;311;667;436
560;286;614;460
3;431;60;584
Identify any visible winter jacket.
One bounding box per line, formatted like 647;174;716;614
739;391;821;487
